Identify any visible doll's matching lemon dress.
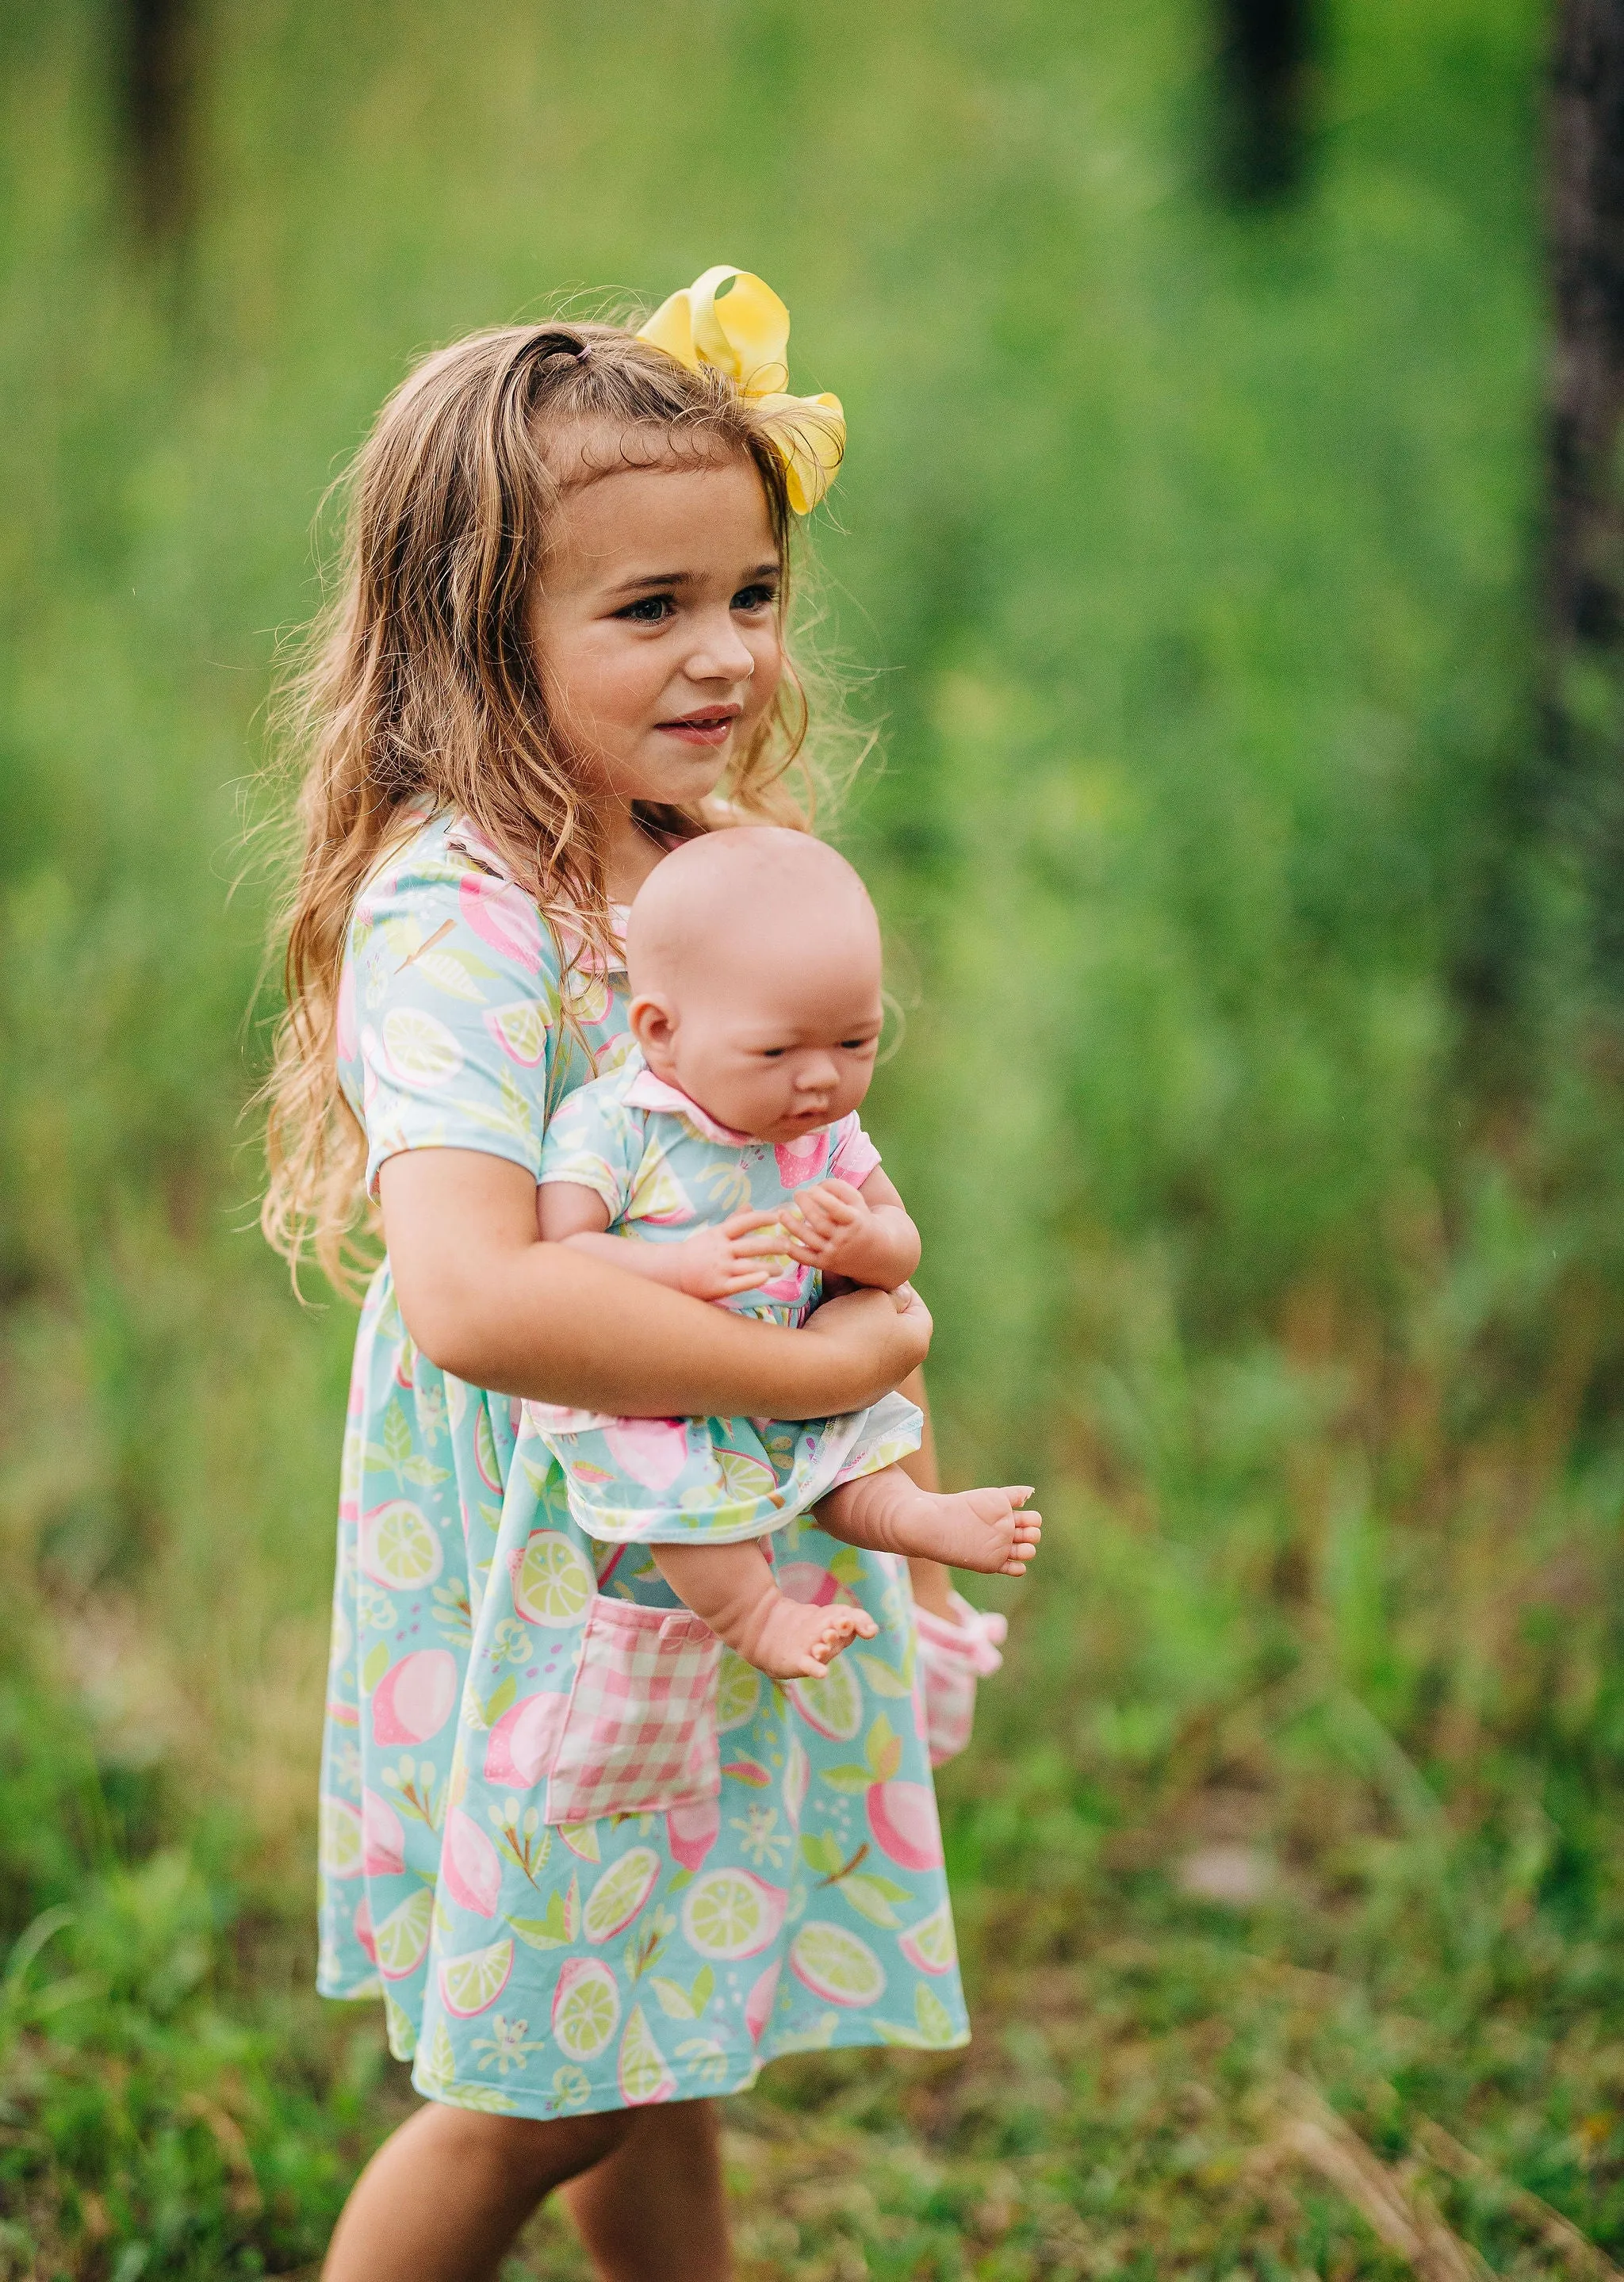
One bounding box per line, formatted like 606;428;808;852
527;1048;922;1542
316;812;980;2119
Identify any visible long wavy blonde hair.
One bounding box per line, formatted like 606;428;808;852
261;318;832;1294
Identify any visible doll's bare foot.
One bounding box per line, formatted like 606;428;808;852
747;1597;878;1683
901;1485;1040;1576
822;1475;1041;1577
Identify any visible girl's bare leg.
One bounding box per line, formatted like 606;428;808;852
559;2097;733;2280
322;2100;632;2282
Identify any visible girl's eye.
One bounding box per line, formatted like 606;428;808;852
760;1047;788;1059
840;1039;877;1052
616;595;674;623
732;583;778;613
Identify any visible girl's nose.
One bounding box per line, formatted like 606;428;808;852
685;611;756;684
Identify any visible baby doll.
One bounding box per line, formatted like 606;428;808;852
530;827;1040;1681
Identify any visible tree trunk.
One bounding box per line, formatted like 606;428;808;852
1216;0;1314;204
118;0;193;240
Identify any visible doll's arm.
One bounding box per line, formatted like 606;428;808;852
538;1180;790;1303
779;1168;921;1291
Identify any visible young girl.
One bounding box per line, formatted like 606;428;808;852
266;268;1005;2282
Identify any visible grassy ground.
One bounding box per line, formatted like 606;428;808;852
8;0;1624;2273
10;1482;1624;2277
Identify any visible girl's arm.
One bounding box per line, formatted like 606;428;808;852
534;1185;956;1620
380;1147;932;1419
538;1181;789;1302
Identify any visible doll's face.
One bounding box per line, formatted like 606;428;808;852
630;930;884;1144
528;446;783;811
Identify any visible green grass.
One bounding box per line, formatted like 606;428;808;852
9;0;1624;2272
13;1492;1624;2276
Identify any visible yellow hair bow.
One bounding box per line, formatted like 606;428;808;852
636;265;845;514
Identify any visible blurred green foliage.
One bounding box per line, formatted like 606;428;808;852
7;0;1624;2273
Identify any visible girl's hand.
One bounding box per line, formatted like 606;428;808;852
674;1209;791;1300
801;1281;933;1407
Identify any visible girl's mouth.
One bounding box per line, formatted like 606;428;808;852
657;705;741;747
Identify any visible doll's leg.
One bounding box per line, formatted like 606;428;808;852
818;1465;1042;1577
559;2097;733;2280
652;1539;876;1680
323;2101;637;2282
892;1364;958;1619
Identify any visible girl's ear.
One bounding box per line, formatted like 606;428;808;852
627;993;678;1068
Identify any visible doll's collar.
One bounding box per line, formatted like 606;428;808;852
622;1051;756;1146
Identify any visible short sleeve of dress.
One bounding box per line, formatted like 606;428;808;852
339;817;564;1199
828;1112;883;1190
537;1080;644;1220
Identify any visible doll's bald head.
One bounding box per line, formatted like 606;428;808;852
625;828;885;1144
627;827;879;992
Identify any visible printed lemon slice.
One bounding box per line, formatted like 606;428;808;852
618;2004;676;2105
438;1935;514;2019
562;966;611;1025
626;1147;691;1227
715;1651;761;1734
681;1868;787;1962
375;1887;435;1981
319;1795;363;1880
484;999;548;1067
583;1847;661;1944
508;1530;594;1628
898;1901;956;1977
789;1920;885;2008
745;1958;782;2043
381;1005;462;1085
552;1957;620;2060
714;1450;779;1505
787;1655;862;1742
360;1501;442;1590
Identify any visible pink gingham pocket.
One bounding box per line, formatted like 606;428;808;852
544;1599;722;1824
914;1594;1008;1768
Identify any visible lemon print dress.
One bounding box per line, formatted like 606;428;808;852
316;811;971;2119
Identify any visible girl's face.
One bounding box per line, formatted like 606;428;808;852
530;446;783;814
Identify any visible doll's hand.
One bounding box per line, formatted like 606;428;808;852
674;1210;792;1301
779;1181;887;1280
